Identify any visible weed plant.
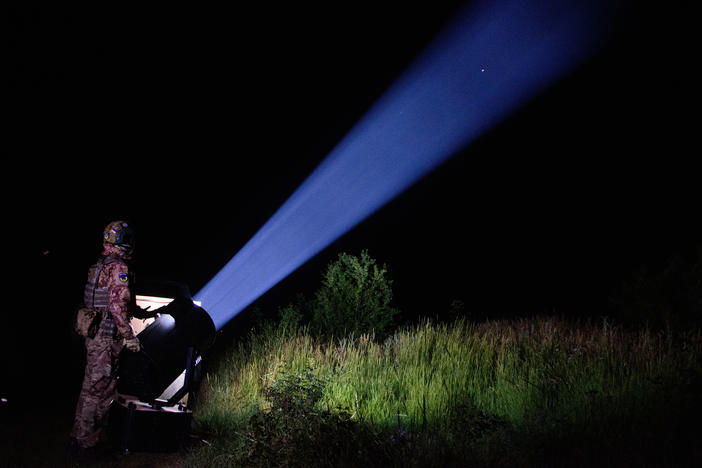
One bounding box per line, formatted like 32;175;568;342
186;317;701;467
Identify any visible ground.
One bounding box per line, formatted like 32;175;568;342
0;400;193;468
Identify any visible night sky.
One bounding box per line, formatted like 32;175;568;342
3;1;699;403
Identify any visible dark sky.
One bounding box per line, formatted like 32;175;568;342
5;0;700;336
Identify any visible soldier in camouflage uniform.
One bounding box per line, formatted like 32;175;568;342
70;221;151;452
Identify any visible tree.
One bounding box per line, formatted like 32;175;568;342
312;250;397;339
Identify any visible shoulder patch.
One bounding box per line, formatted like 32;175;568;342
119;273;129;283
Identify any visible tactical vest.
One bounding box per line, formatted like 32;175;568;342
83;257;120;339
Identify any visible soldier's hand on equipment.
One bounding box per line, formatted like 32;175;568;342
134;305;155;319
124;337;141;352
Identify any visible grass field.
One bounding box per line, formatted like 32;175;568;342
185;317;701;467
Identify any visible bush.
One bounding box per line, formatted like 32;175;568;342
244;365;324;465
312;250;398;339
243;364;384;467
277;303;304;336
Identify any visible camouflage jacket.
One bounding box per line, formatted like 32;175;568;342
84;245;136;341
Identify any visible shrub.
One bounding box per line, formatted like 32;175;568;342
312;250;398;339
243;364;384;467
277;303;304;336
244;365;324;465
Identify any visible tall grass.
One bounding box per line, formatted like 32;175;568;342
188;317;702;467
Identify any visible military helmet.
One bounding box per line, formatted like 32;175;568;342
103;220;135;249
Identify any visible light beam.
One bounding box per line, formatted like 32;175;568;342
196;0;614;329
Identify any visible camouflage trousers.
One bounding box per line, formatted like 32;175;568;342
70;337;123;448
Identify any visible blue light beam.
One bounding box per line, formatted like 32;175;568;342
196;0;614;330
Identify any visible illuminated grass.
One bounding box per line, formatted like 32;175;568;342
188;317;702;466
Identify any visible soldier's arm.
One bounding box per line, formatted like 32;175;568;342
107;262;137;340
